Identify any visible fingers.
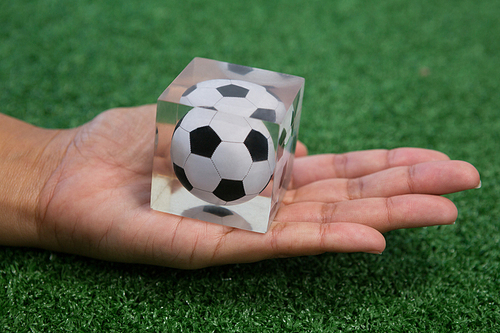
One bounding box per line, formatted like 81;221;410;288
285;160;481;204
276;194;458;233
292;148;450;188
192;222;386;268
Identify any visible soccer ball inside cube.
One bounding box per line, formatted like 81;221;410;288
151;57;304;233
171;108;275;205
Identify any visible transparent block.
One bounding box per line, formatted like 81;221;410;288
151;57;304;233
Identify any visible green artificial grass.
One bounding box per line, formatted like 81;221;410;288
1;0;499;331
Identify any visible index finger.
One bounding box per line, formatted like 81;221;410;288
291;148;450;188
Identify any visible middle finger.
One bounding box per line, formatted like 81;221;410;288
275;194;458;233
284;160;478;204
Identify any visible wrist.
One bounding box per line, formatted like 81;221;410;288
0;114;74;247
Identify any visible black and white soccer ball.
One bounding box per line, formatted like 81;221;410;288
170;107;276;205
179;79;286;123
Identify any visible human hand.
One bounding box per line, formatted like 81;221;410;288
2;105;480;269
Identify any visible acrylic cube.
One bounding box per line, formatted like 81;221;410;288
151;57;304;233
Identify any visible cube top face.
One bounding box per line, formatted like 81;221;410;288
152;58;304;233
158;57;304;124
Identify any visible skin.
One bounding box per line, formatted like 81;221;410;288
0;104;481;269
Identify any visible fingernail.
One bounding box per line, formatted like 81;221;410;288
475;180;482;189
368;251;383;255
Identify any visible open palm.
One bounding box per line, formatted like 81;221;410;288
36;105;480;269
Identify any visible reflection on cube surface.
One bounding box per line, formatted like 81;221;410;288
151;57;304;233
180;79;286;123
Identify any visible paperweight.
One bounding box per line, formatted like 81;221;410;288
151;57;304;233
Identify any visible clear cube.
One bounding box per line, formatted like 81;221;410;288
151;57;304;233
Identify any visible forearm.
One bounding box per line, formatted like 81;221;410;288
0;114;69;246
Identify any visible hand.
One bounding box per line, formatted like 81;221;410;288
22;105;480;269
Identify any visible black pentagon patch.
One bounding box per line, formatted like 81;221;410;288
173;163;193;191
202;205;234;217
213;179;246;202
227;63;254;75
190;126;221;158
217;84;249;98
244;129;268;162
250;108;276;123
182;84;197;97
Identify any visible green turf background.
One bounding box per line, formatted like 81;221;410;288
1;0;499;331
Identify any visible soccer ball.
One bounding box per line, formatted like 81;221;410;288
170;107;276;205
179;79;286;123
